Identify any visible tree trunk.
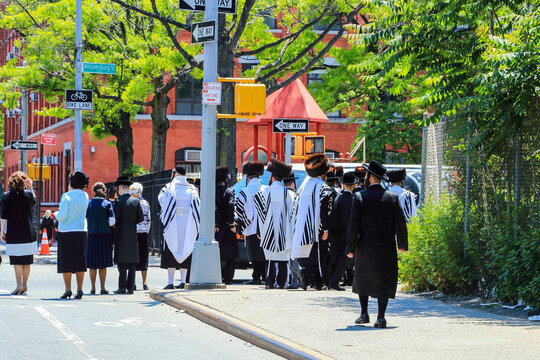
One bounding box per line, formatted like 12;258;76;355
217;30;237;183
149;90;170;172
110;110;134;176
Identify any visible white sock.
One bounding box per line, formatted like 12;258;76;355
167;268;175;285
180;269;188;284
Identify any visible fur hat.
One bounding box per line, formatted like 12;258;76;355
386;168;407;183
242;161;265;176
326;165;344;180
304;153;331;178
362;160;389;181
267;158;292;180
114;175;132;186
216;166;230;183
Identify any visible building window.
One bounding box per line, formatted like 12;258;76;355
264;16;277;29
176;77;202;115
313;21;341;32
175;147;202;176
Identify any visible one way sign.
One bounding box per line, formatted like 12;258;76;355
191;20;216;44
179;0;236;14
272;119;310;133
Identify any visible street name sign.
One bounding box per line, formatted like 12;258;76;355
179;0;236;14
83;62;117;74
191;20;217;44
41;133;57;146
202;82;222;105
272;119;309;133
10;140;38;151
65;89;93;110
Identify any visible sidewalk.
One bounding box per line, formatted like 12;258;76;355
151;284;540;360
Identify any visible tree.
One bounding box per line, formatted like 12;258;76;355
111;0;366;177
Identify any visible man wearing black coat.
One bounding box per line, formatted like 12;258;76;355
113;176;144;294
346;161;408;328
215;166;238;285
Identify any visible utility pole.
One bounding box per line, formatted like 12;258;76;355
74;0;83;171
189;0;224;287
21;89;27;173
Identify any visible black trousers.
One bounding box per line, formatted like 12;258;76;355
328;254;347;288
299;242;325;288
118;263;136;291
266;261;288;288
252;261;266;281
221;259;236;284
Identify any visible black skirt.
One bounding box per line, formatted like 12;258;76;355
57;232;87;273
10;255;33;265
135;233;149;271
160;241;191;269
245;234;265;262
86;233;113;269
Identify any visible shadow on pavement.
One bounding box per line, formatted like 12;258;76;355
336;325;398;331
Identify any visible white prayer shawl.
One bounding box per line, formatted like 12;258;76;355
254;181;294;261
390;184;418;223
158;176;200;264
235;178;263;236
291;177;323;258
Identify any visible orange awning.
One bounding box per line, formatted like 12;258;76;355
248;79;329;124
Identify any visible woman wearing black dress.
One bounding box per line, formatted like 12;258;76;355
40;210;56;246
86;182;115;294
0;171;36;295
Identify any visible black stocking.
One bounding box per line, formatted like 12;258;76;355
359;295;369;315
377;297;389;319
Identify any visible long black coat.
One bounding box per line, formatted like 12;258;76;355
346;184;408;299
328;190;354;264
114;193;143;264
215;185;238;260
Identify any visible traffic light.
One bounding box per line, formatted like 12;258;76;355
27;164;51;180
284;136;304;156
234;83;266;115
304;135;325;155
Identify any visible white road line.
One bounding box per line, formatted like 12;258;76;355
34;306;101;360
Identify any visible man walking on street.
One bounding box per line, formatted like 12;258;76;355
386;168;418;223
235;161;266;285
346;161;408;328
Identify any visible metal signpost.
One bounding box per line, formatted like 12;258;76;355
189;0;224;287
272;119;309;163
10;140;38;151
191;20;217;44
35;134;56;241
179;0;236;14
74;0;83;171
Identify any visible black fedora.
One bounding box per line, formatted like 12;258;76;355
362;160;389;181
282;171;299;182
386;168;407;183
339;171;359;185
114;175;133;186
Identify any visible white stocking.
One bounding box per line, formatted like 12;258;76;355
167;268;175;285
179;269;188;284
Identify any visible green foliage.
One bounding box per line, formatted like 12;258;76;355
399;196;471;294
122;163;147;177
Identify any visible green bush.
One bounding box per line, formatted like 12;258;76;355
399;196;472;294
122;163;148;177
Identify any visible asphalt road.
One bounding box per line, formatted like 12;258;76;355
0;262;280;360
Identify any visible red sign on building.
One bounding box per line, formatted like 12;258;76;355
41;133;57;145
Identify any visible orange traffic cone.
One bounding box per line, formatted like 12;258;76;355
40;229;50;255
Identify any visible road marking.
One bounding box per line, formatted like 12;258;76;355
34;306;100;360
93;321;123;327
148;322;178;328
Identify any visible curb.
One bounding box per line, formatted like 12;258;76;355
150;290;334;360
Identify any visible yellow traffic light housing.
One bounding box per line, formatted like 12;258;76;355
235;84;266;116
27;164;51;180
304;135;325;155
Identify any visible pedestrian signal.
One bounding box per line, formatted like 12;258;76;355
304;136;325;155
27;164;51;180
284;136;304;156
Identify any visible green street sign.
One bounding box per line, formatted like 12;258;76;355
83;62;117;74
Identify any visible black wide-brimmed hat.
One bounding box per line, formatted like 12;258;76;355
114;175;133;186
242;161;265;176
386;168;407;183
339;171;359;185
304;153;331;177
216;166;230;183
267;158;292;179
362;160;389;181
354;166;367;181
282;171;298;182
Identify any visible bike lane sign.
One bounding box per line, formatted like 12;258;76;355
65;89;93;110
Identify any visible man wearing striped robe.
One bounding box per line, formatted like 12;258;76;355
386;169;418;223
158;166;200;289
292;154;334;290
235;161;266;285
254;158;295;289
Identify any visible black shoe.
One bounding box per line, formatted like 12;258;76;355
265;284;275;289
331;285;346;291
114;288;127;294
100;290;109;295
74;291;84;300
298;271;307;291
374;318;387;328
175;283;185;289
143;284;149;291
133;285;137;291
286;284;299;289
127;289;134;294
163;284;174;290
355;314;370;324
90;290;96;295
60;290;72;299
243;279;262;285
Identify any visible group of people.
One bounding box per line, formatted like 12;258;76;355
1;171;151;298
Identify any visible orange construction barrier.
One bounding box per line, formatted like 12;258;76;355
40;229;50;255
